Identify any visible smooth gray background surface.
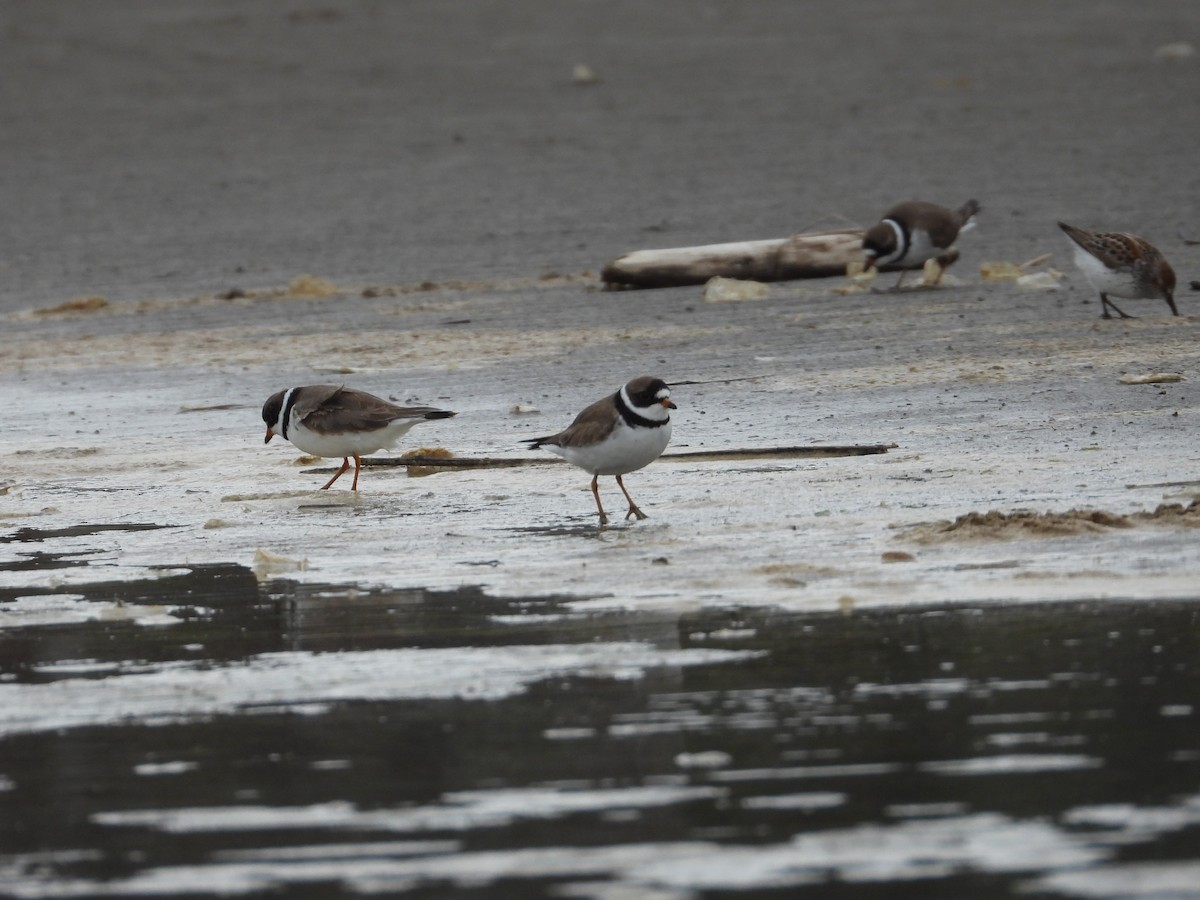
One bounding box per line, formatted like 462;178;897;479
3;1;1196;310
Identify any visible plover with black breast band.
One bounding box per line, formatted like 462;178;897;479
862;199;980;288
262;384;456;491
524;376;676;526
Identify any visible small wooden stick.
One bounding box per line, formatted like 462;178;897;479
349;443;898;473
666;375;765;387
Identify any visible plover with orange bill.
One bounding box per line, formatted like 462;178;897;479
524;376;675;526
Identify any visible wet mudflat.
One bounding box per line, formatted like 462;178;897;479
1;567;1198;899
3;2;1200;897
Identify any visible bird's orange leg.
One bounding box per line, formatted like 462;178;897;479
591;474;609;526
320;457;352;490
350;454;363;491
616;475;647;521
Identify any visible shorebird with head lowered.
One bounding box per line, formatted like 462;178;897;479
1058;222;1178;319
262;384;456;491
862;199;980;288
524;376;675;526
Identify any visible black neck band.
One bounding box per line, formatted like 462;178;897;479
614;389;668;429
279;389;300;440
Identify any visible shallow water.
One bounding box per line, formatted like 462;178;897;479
1;566;1197;899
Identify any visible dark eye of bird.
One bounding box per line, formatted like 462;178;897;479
633;382;664;406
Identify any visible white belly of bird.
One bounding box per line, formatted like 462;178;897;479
1070;244;1140;298
897;227;939;267
287;420;421;459
553;420;672;476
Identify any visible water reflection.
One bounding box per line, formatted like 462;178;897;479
0;568;1197;898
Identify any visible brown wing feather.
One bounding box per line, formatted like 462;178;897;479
922;211;962;250
528;395;618;449
882;200;977;249
297;386;446;435
904;201;961;248
288;385;346;421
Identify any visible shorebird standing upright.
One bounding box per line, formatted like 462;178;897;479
524;376;675;526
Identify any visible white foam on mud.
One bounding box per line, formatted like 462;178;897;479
93;785;725;834
8;791;1200;898
1063;794;1200;836
604;683;838;740
543;726;598;740
885;801;969;819
215;840;462;861
1021;799;1200;897
853;677;971;697
0;595;193;629
969;711;1055;726
1022;861;1200;898
0;567;194;592
133;761;199;777
0;643;761;738
708;762;901;782
0;812;1105;898
919;754;1103;776
739;791;846;811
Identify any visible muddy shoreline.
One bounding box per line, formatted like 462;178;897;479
2;3;1198;896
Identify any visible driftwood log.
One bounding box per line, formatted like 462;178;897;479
602;229;864;288
601;229;958;289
